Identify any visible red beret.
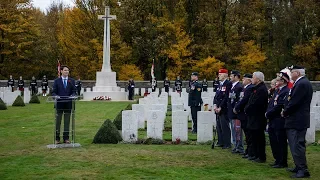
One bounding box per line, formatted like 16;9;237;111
219;69;228;74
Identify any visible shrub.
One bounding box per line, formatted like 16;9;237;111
0;98;7;110
12;95;25;107
29;95;40;104
93;119;122;144
113;110;123;130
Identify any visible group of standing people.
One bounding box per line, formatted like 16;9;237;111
210;66;312;178
7;75;49;96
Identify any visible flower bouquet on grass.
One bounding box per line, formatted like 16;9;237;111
93;96;112;101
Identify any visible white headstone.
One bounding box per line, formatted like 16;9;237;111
134;88;139;95
0;91;4;100
121;88;125;92
197;111;215;143
306;112;316;144
24;89;31;104
132;104;145;129
150;104;166;116
182;88;187;93
141;88;146;96
172;111;189;142
148;88;152;93
172;104;184;111
147;110;164;139
122;110;138;142
80;88;84;95
86;87;91;92
3;91;20;106
311;106;320;131
169;88;173;96
37;87;42;95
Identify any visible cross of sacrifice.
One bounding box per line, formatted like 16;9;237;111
98;6;116;72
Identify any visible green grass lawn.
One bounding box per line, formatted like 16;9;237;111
0;97;320;179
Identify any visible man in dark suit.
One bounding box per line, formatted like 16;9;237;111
188;72;203;133
128;79;135;100
244;71;268;163
7;75;15;92
164;77;170;93
202;79;208;92
266;72;290;168
52;65;76;144
227;70;244;153
282;65;312;178
214;69;232;149
234;74;254;158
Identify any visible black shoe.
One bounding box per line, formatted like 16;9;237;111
272;164;288;168
287;167;299;173
253;158;266;163
242;154;249;159
248;156;256;160
290;170;310;178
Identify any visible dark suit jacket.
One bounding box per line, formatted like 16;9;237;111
52;77;76;110
244;82;268;130
235;84;254;127
214;80;232;115
283;77;313;130
227;82;243;119
266;86;289;130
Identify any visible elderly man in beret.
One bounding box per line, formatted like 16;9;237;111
214;69;232;149
266;72;290;168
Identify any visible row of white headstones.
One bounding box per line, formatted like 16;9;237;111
122;90;320;144
0;87;50;106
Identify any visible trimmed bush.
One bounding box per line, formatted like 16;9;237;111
93;119;122;144
12;95;25;107
113;110;123;130
0;98;7;110
125;103;132;110
29;95;40;104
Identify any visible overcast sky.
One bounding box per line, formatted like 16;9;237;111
32;0;74;11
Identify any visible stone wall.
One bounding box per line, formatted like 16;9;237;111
2;80;320;91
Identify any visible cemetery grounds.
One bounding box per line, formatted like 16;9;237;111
0;97;320;179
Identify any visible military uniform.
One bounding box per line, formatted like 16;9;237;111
41;77;48;96
128;80;135;100
188;72;202;133
164;79;170;93
213;79;219;92
175;78;182;93
30;79;37;96
202;80;208;92
75;79;82;96
266;75;289;168
18;79;24;92
7;77;15;92
151;79;157;92
283;66;312;178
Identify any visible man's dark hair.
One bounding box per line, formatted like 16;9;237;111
60;65;69;71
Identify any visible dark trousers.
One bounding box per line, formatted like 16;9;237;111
128;90;134;100
251;129;266;160
77;88;81;96
286;129;308;170
269;128;288;165
191;106;201;132
165;87;169;93
55;109;71;141
246;129;254;156
216;114;231;148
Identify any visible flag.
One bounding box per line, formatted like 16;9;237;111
57;60;61;77
151;59;155;79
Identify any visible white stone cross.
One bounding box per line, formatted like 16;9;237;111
98;6;116;72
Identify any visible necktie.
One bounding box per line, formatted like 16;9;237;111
64;79;67;88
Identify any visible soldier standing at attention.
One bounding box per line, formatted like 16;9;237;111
75;77;82;96
202;79;208;92
30;76;37;96
175;76;182;95
128;79;135;100
18;76;24;92
41;75;48;96
151;78;157;92
188;72;202;134
164;77;170;93
7;75;15;92
213;76;219;92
